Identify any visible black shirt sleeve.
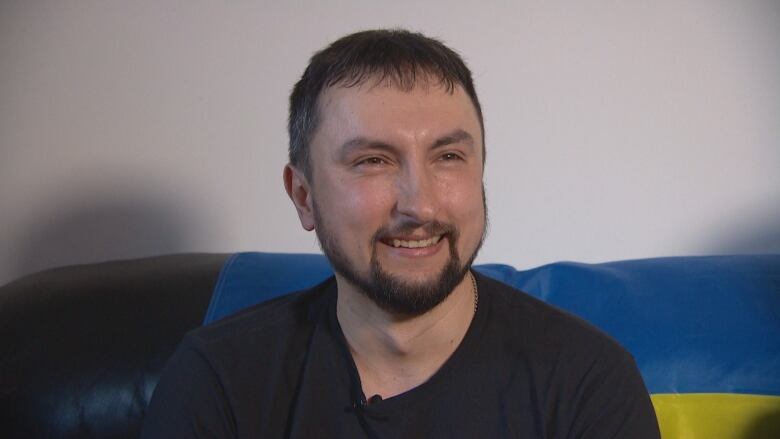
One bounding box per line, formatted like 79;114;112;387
563;344;660;439
140;336;236;439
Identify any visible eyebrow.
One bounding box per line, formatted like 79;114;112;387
338;129;476;158
431;129;475;151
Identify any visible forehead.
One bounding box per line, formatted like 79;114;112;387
310;81;483;160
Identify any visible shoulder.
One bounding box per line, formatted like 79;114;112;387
142;278;337;438
475;273;659;437
183;276;335;361
476;272;632;364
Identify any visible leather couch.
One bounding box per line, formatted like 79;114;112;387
1;252;778;438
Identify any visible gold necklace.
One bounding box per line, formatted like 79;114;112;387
470;271;479;314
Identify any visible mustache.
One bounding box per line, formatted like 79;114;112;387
372;220;457;241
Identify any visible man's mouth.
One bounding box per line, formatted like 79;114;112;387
381;234;444;249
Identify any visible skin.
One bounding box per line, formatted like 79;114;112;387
284;80;486;399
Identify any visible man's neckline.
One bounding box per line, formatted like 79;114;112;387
328;270;490;414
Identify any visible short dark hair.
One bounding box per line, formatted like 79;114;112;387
288;29;484;176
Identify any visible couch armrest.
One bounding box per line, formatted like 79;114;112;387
0;253;228;439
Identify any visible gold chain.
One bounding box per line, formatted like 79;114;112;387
470;271;479;314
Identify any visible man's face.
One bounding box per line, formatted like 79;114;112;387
297;81;486;315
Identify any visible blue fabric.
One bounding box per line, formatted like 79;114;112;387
203;253;333;324
204;253;780;396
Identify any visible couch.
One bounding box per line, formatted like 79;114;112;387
1;252;778;438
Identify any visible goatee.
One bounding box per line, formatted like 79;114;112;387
315;214;483;316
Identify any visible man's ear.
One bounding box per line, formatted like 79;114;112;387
283;164;316;231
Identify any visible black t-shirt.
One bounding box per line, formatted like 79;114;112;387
142;272;660;438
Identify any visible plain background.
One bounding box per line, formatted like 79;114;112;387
1;0;778;286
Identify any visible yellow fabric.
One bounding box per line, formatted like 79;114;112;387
651;393;780;439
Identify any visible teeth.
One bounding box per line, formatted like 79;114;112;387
390;235;442;248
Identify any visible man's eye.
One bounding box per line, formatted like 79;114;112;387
357;157;387;166
440;152;463;161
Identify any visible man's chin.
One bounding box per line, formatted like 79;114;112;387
374;264;447;286
376;274;446;297
362;258;468;316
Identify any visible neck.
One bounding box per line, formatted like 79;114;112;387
335;270;476;399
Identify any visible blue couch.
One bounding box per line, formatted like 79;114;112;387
1;252;778;438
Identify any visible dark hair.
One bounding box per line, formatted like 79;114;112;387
288;29;484;176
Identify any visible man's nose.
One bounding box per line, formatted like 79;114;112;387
394;165;438;223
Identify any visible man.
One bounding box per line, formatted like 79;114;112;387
142;29;660;438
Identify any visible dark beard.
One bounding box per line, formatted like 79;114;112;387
313;203;486;316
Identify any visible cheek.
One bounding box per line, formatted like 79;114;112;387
437;175;484;215
326;177;396;226
436;177;485;246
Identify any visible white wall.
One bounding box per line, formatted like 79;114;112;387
1;0;778;286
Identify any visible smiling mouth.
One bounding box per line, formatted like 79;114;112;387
381;234;444;249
